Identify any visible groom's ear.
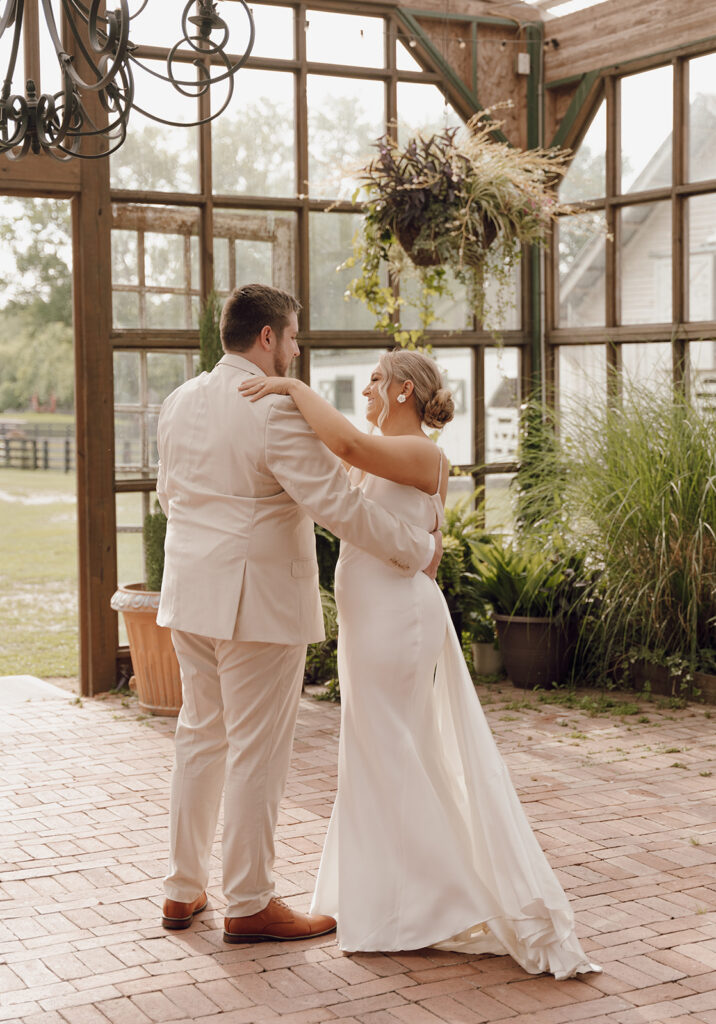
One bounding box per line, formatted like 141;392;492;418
257;324;273;351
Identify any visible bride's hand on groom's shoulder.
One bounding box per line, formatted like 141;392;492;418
238;377;299;402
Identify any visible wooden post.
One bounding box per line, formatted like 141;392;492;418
73;157;116;695
71;0;117;695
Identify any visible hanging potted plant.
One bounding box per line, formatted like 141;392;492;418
344;108;572;339
111;292;224;715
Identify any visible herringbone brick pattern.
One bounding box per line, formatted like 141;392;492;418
1;684;715;1024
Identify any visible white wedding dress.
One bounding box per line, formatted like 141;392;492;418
310;465;600;980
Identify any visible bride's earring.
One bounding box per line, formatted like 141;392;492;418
397;394;407;404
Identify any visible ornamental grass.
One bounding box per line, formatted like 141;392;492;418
516;387;716;681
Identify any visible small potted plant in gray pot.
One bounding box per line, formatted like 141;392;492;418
469;604;504;678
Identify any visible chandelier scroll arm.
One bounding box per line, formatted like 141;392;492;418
53;0;132;95
0;0;257;160
0;0;20;39
131;52;235;127
0;0;22;102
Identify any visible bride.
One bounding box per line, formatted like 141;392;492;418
239;348;600;980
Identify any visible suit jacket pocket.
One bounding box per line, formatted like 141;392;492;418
291;558;319;579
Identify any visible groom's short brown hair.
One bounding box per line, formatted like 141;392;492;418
221;284;301;353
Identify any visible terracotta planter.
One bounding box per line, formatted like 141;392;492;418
110;583;182;716
471;641;504;677
493;614;574;690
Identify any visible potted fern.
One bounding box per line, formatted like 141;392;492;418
111;292;224;714
470;538;587;689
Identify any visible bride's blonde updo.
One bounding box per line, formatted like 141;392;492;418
376;349;455;430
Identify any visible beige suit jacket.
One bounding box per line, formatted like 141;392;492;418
155;353;433;643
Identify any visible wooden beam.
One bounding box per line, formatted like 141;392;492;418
71;2;117;697
0;157;80;194
544;0;716;83
73;157;117;697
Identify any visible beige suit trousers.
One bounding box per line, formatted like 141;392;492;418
164;630;307;917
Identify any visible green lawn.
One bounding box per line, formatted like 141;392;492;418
0;467;143;679
0;411;75;426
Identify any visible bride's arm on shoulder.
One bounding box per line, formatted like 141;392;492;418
239;376;442;494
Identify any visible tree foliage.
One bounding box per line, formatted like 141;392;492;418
0;199;74;411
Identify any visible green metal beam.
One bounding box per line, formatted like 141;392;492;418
526;23;543;392
550;69;601;149
526;23;543;151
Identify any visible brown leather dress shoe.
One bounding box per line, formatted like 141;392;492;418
162;891;208;930
223;896;336;943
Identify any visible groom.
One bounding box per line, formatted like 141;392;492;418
156;283;442;943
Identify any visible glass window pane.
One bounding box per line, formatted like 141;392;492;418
124;5;221;50
309;346;472;466
621;343;672;396
620;66;672;193
114;352;140;406
688;54;716;182
434;348;473;466
308;76;385;199
116;492;147;590
559;100;606;203
146;353;186;406
145;232;187;289
213;210;297;297
688;195;716;321
396;40;423;72
485;348;520;464
113;291;141;330
110;60;200;192
485;473;515;534
482;261;522;333
212;70;295;197
310;349;384;431
399;269;472;333
147;411;160;469
145;293;196;331
112;230;138;286
690;340;716;410
115;411;143;476
557;212;606;327
396;83;463;145
116;531;144;605
619;202;671;324
224;3;292;60
310;212;376;330
112;205;201;330
557;345;606;432
306;11;384;67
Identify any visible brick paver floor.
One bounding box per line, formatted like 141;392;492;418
1;682;715;1024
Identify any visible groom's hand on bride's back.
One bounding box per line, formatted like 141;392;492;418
423;529;443;580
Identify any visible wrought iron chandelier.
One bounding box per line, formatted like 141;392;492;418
0;0;255;160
